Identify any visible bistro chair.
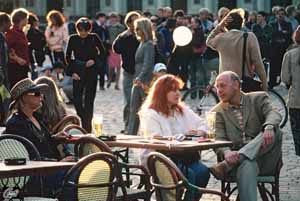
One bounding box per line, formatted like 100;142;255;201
0;134;58;201
63;124;88;136
58;152;125;201
218;154;283;201
51;115;81;134
147;152;229;201
73;136;151;201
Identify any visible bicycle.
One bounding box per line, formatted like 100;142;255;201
182;85;288;128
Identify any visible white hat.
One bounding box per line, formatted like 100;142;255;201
153;63;167;73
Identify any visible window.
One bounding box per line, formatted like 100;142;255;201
105;0;111;6
194;0;200;4
66;0;72;7
25;0;34;7
86;0;100;16
148;0;154;5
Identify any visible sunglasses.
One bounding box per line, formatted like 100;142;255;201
26;91;42;97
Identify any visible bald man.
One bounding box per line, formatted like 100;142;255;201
210;71;282;201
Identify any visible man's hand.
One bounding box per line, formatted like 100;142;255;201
72;73;80;80
86;59;95;67
224;151;239;165
219;14;233;29
262;128;275;149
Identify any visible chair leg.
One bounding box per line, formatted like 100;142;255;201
258;184;269;201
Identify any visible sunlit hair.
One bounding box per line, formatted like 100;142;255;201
35;76;66;130
141;74;184;117
293;25;300;44
124;11;140;28
11;8;28;25
46;10;65;27
225;8;245;30
134;17;154;41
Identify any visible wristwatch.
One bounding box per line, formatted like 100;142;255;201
264;125;274;131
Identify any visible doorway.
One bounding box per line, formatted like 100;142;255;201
47;0;63;12
171;0;187;13
127;0;142;12
218;0;237;9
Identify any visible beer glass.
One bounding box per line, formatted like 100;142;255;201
93;114;103;137
205;111;216;140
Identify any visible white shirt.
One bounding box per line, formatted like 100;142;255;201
139;105;207;165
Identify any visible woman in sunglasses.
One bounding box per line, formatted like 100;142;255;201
65;17;105;132
4;78;75;196
4;78;73;162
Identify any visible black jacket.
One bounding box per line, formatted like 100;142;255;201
4;111;71;160
112;32;139;75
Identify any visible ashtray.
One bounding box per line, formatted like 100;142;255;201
98;135;116;141
4;158;26;165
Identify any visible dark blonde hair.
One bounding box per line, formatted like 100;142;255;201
35;76;66;130
134;17;154;41
46;10;65;27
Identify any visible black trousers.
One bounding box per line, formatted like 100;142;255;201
73;69;98;132
289;108;300;156
269;45;286;88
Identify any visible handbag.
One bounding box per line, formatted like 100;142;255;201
241;32;262;92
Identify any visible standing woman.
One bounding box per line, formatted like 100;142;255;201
5;8;30;88
127;17;155;135
65;17;105;132
281;25;300;157
45;10;68;65
27;12;46;80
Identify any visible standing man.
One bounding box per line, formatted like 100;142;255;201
269;7;292;88
0;12;11;125
206;8;267;91
252;11;272;74
113;11;140;134
6;8;30;88
92;12;109;91
269;7;292;89
210;71;282;201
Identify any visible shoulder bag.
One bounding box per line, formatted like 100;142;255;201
241;32;263;92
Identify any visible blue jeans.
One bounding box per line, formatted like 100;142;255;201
177;160;210;200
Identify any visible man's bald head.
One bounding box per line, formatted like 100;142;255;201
216;71;241;86
215;71;241;103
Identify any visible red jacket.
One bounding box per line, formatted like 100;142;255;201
5;25;30;65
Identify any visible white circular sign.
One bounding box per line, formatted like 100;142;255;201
173;26;193;46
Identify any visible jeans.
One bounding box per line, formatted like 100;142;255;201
177;160;210;200
289;108;300;156
127;85;145;135
122;71;134;131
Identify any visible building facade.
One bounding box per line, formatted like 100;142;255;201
0;0;299;17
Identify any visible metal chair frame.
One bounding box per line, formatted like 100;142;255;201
147;152;229;201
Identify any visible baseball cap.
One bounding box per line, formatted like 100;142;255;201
153;63;167;73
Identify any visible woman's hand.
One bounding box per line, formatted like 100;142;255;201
52;131;72;140
72;73;80;80
86;59;95;67
60;155;75;162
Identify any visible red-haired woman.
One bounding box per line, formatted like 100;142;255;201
281;25;300;157
45;10;68;64
139;74;210;200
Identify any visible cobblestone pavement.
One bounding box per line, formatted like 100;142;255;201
66;82;300;201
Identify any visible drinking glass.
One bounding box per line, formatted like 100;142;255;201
205;111;216;140
93;114;103;137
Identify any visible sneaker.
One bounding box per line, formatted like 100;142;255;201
100;86;105;91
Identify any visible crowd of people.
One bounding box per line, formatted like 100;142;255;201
0;3;299;201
